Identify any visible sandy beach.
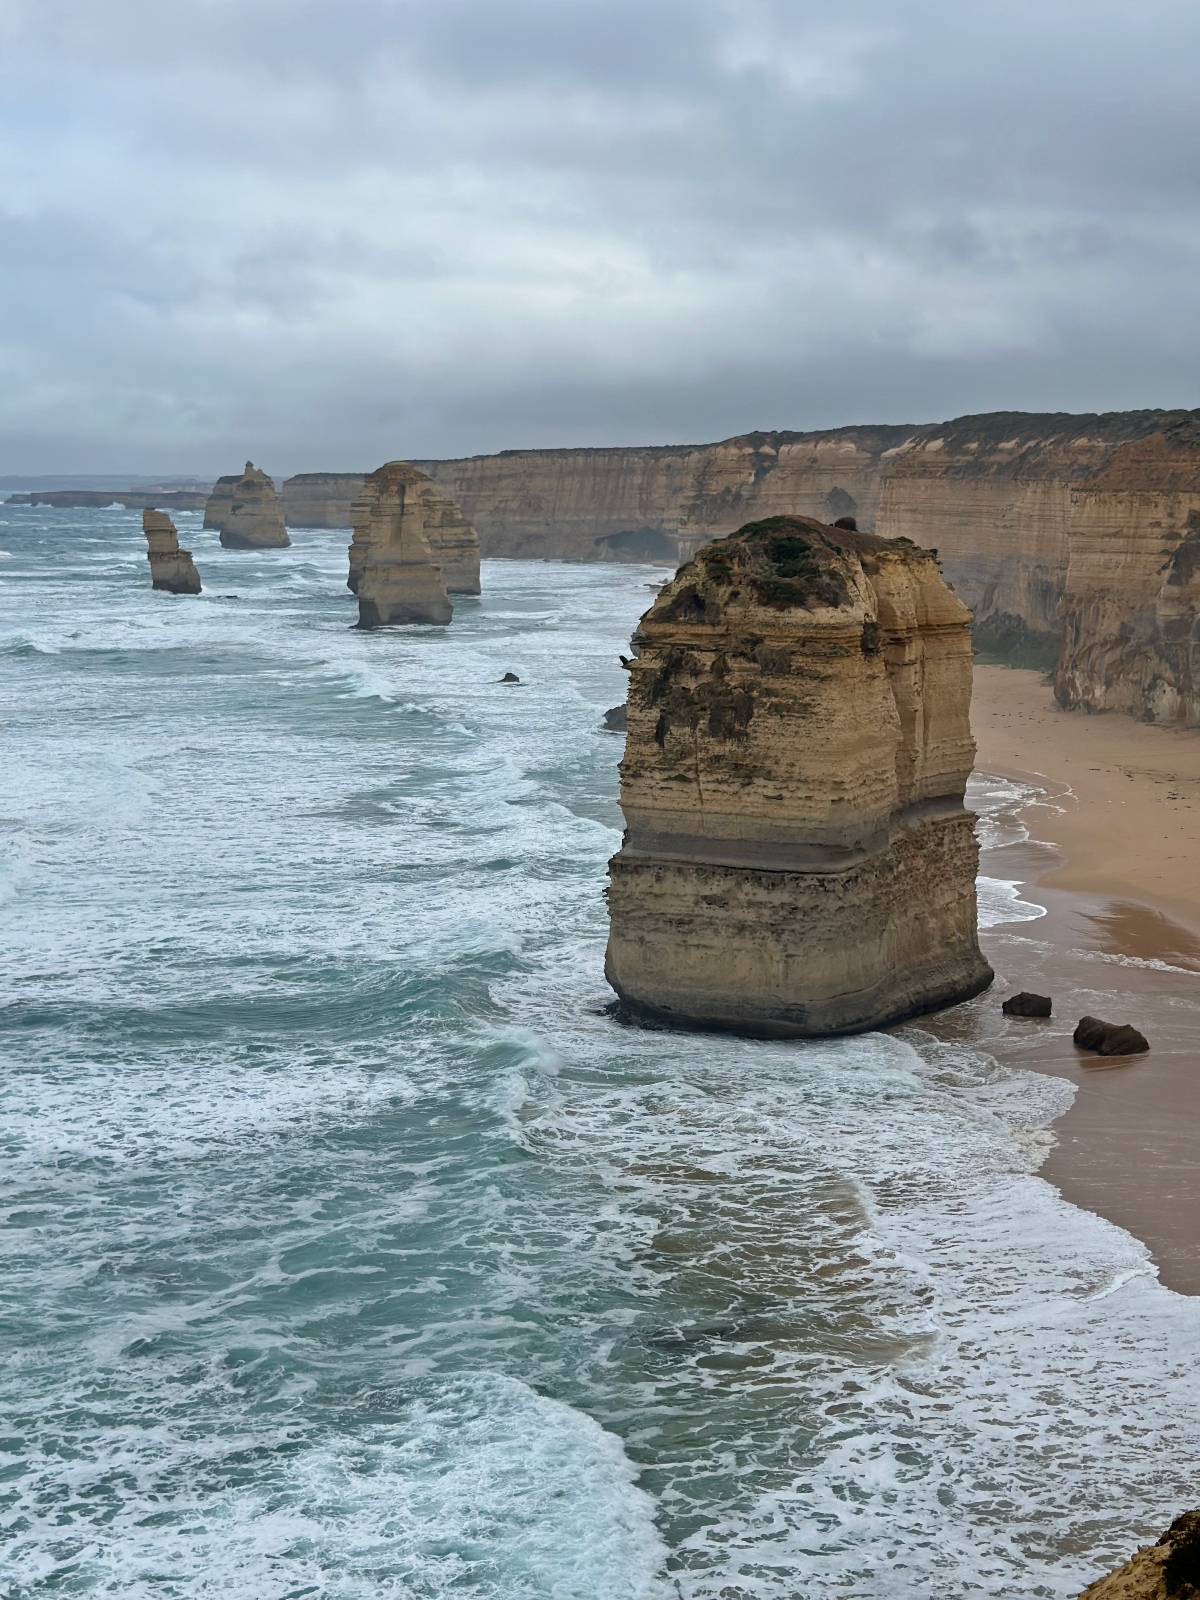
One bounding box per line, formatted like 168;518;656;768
933;666;1200;1293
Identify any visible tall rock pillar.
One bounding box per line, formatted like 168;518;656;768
350;463;454;627
143;509;202;594
219;463;290;549
605;515;992;1037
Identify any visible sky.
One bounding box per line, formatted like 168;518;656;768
2;0;1199;475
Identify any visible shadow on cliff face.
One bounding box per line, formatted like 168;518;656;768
594;528;677;562
972;613;1061;672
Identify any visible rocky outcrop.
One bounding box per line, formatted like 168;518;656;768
1002;991;1052;1017
8;489;207;510
1073;1016;1150;1056
203;475;239;529
281;472;365;528
1080;1509;1200;1597
1054;420;1200;724
143;509;201;594
219;463;290;549
350;462;454;627
605;514;993;1037
348;462;479;599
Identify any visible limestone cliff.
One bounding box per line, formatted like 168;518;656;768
1055;420;1200;724
1079;1509;1200;1598
416;427;913;564
605;515;992;1036
348;462;479;598
350;463;454;627
203;475;239;530
219;463;290;550
281;472;365;528
142;509;201;594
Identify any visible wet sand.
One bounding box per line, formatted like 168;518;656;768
921;667;1200;1294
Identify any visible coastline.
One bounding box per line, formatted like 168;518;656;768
926;666;1200;1294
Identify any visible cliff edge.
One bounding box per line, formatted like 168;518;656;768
605;515;992;1036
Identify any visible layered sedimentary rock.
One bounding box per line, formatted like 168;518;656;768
203;475;239;529
348;462;479;599
281;472;365;528
350;462;454;627
1054;419;1200;724
143;509;201;594
1079;1509;1200;1597
605;515;993;1037
219;463;290;549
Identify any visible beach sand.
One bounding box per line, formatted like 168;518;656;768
922;667;1200;1294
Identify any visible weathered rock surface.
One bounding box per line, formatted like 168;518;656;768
281;472;365;528
348;461;479;600
143;509;201;594
219;464;290;549
203;475;239;530
605;515;993;1036
1079;1509;1200;1598
1073;1015;1150;1055
1003;991;1052;1016
350;462;454;627
1055;419;1200;724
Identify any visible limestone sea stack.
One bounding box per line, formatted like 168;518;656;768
605;515;993;1037
348;461;480;598
203;474;239;530
350;462;454;627
219;463;290;549
143;509;202;594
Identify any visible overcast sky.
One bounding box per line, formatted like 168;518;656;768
2;0;1198;474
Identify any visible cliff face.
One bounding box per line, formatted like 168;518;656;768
1055;422;1200;724
142;509;201;594
1079;1509;1200;1598
416;427;913;564
220;463;290;550
203;475;239;530
605;515;992;1036
350;463;454;627
348;462;480;598
281;472;365;528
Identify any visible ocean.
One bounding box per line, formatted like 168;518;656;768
1;507;1198;1599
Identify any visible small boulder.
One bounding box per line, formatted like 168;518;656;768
499;672;520;683
1073;1015;1149;1056
602;704;627;732
1003;991;1052;1017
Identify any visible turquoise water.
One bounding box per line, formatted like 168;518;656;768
2;509;1199;1599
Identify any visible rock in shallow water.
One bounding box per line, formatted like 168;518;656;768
605;514;993;1037
1003;991;1052;1017
1073;1015;1150;1056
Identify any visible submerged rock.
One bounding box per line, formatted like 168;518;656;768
605;514;993;1037
351;462;453;627
1073;1015;1150;1055
142;509;201;595
1003;991;1052;1017
1080;1508;1200;1597
348;461;480;598
499;672;520;683
219;463;289;549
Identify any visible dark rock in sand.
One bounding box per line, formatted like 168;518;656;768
602;704;627;732
1003;991;1052;1017
499;672;520;683
1073;1015;1149;1056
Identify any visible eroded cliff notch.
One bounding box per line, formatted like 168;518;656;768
605;514;993;1037
217;463;290;549
142;509;201;595
349;461;481;628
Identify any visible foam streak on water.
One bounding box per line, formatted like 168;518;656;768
1;510;1198;1599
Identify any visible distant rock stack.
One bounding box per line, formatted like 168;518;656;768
203;474;239;530
219;463;290;549
605;515;993;1037
348;461;480;599
350;462;454;627
143;509;202;595
281;472;366;528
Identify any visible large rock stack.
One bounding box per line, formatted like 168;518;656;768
349;462;481;627
605;515;992;1037
142;509;202;595
203;474;239;530
218;463;290;549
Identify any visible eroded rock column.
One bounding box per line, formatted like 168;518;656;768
143;509;202;595
350;463;454;627
219;463;290;549
605;514;992;1036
